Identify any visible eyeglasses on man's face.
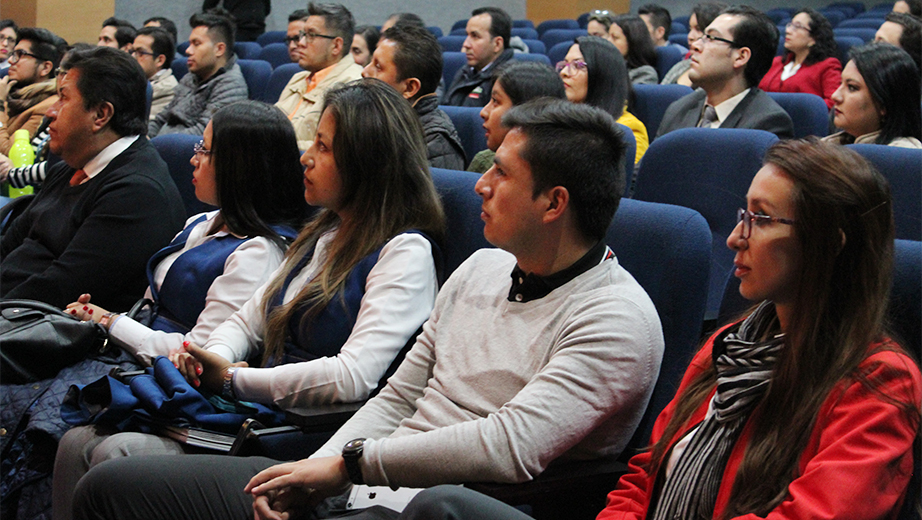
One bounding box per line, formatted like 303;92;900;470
284;35;301;45
298;30;337;43
130;48;156;58
555;60;588;74
695;33;738;47
9;49;41;64
735;208;796;239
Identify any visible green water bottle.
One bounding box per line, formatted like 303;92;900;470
8;129;35;197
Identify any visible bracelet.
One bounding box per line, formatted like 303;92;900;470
99;312;119;330
222;367;238;400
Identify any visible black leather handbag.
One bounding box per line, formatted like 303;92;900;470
0;299;109;384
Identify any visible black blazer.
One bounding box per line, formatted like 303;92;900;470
656;87;794;140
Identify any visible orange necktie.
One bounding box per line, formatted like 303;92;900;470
69;169;87;187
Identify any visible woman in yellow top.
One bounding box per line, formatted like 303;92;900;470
557;35;649;163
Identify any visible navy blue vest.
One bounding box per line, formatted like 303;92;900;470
266;231;440;368
143;216;297;334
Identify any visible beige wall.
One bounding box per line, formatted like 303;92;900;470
2;0;113;45
528;0;630;24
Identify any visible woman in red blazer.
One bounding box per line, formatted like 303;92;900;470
759;8;842;108
393;139;921;520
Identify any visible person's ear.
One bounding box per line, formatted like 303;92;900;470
331;36;344;57
491;35;503;54
155;53;167;69
837;228;847;254
541;186;570;224
214;41;226;58
92;101;115;132
38;60;54;79
655;26;666;42
733;46;751;71
401;77;421;100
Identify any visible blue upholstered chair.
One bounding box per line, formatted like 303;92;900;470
236;59;272;101
668;33;689;47
150;134;218;219
847;144;922;241
833;27;877;42
511;27;539;40
654;45;685;82
540;29;586;51
427;26;444;38
631;84;694;140
547;41;573;66
536;19;580;36
511;53;551;66
429;168;493;277
521;39;546;55
441;52;468;90
835;35;866;62
837;17;885;29
513;20;535;29
177;40;190;56
439;105;487;168
450;19;467;33
618;123;636;176
257;43;293;69
633;128;779;319
233;41;262;60
766;92;830;138
438;35;466;52
256;31;286;46
171;57;188;81
261;63;302;103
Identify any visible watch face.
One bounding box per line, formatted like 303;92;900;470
344;438;365;452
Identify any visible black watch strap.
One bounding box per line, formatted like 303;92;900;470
342;438;366;485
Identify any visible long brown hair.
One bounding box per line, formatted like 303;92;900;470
259;79;445;365
649;139;920;517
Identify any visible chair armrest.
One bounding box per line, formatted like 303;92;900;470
282;401;364;432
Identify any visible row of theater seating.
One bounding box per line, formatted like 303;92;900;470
149;131;920;517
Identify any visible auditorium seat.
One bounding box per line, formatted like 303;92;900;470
257;43;292;69
631;84;694;140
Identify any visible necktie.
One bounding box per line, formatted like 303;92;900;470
69;169;88;187
698;105;718;128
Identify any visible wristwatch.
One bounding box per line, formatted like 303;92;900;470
342;438;366;485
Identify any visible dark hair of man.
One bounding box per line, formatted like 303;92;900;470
381;25;441;99
494;60;566;105
720;5;779;88
143;17;178;43
0;19;17;33
16;27;65;76
692;2;728;32
576;35;629;119
210;101;307;249
612;14;658;69
260;79;445;362
190;9;236;49
898;0;922;16
307;2;355;53
638;4;673;38
136;27;175;69
885;12;922;70
386;13;425;29
355;25;380;55
288;9;310;22
60;46;147;137
787;9;837;65
102;17;137;48
849;43;922;144
502;98;625;241
587;12;613;31
471;7;512;49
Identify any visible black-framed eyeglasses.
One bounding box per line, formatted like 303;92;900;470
696;33;738;47
785;21;812;33
0;35;15;45
193;139;213;157
130;48;157;58
284;35;300;44
9;49;41;64
736;208;796;239
298;30;337;43
555;60;588;74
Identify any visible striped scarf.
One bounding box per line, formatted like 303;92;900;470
652;301;784;520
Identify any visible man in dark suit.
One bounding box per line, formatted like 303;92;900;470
657;5;794;139
440;6;514;107
1;46;185;310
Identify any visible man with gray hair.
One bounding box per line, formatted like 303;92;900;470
275;2;363;150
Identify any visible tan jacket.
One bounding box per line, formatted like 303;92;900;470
274;56;362;150
823;130;922;149
149;69;179;122
0;80;58;155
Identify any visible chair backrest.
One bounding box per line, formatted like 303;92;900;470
670;21;686;35
438;35;466;52
537;19;580;36
766;8;796;24
151;134;219;218
440;105;487;166
429;168;493;278
234;41;262;60
547;41;573;66
818;9;847;27
841;15;885;28
631;84;694;140
261;63;303;103
451;19;467;33
668;33;689;47
442;52;468;89
606;198;711;453
177;40;190;55
511;53;551;66
450;28;467;36
237;59;272;101
654;45;685;82
634;128;779;318
766;92;830;138
171;57;188;81
513;19;535;29
540;29;585;50
257;43;293;69
835;35;866;63
511;27;539;40
257;31;286;46
577;12;591;28
427;26;444;38
521;39;546;55
833;27;877;42
618;123;636;175
847;144;922;241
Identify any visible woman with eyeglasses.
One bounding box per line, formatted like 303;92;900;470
54;80;445;519
382;138;922;520
0;19;17;72
468;60;566;174
609;14;658;85
661;2;727;86
758;8;841;108
558;35;649;163
824;43;921;148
